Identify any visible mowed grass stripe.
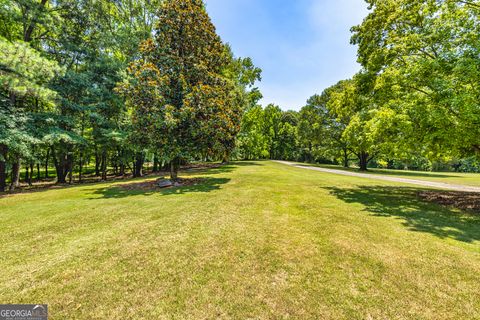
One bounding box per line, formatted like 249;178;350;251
0;161;479;319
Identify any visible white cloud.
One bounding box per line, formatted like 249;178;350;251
308;0;368;32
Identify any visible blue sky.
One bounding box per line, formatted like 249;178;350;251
205;0;369;111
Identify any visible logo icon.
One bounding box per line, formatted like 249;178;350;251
0;304;48;320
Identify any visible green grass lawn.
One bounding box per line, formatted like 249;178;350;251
299;162;480;187
1;161;479;319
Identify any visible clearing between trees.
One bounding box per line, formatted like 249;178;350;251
1;161;479;319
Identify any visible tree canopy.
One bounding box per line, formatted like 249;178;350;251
1;0;479;192
236;0;480;172
0;0;261;191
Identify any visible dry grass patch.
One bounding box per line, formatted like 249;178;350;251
418;191;480;212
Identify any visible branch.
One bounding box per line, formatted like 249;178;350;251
458;0;480;9
348;148;360;158
32;29;50;41
404;85;432;97
417;48;436;60
23;0;48;42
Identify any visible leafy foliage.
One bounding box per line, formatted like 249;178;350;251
120;0;260;178
351;0;480;158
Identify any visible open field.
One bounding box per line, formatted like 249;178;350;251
1;161;479;319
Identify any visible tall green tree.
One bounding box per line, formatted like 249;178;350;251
121;0;243;180
299;91;353;167
0;0;165;190
0;38;62;191
276;111;298;161
236;105;269;160
262;104;283;160
326;75;389;171
216;49;262;162
352;0;480;160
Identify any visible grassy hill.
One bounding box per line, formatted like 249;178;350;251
1;161;479;319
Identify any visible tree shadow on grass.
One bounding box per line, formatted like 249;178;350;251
90;161;264;199
0;162;261;199
184;161;264;176
326;186;480;243
89;177;231;199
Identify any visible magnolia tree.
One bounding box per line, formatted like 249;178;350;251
120;0;260;180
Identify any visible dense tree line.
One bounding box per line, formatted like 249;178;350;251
0;0;261;191
2;0;478;193
237;0;480;172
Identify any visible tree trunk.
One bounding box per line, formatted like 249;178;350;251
134;152;144;178
95;147;101;177
23;0;48;42
45;148;49;178
119;150;125;176
161;161;169;172
153;153;159;173
52;146;68;184
222;150;230;164
9;158;20;191
56;167;67;183
30;162;34;185
343;148;349;168
68;155;73;184
308;143;313;163
358;151;369;171
170;157;180;181
7;93;19;191
118;148;125;176
26;163;33;186
101;151;108;181
36;163;41;181
78;151;83;183
0;145;7;192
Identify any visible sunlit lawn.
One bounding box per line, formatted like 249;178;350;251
1;161;479;319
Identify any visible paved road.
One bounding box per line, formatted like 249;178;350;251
275;161;480;193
